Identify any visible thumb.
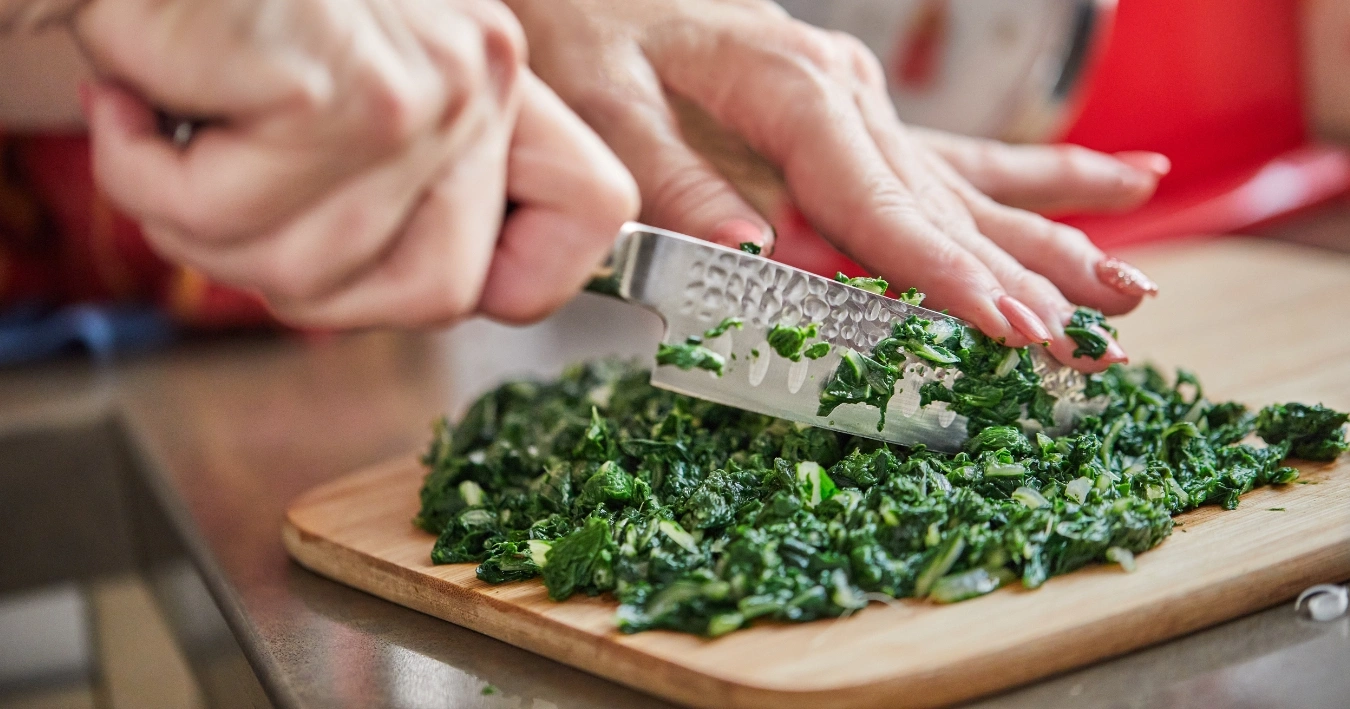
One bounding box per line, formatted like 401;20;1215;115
477;72;639;323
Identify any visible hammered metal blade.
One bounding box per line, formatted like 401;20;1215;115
605;223;1103;452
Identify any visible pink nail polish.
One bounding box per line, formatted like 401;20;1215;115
1103;339;1129;364
997;295;1053;344
1096;257;1159;298
712;218;773;251
1114;151;1172;176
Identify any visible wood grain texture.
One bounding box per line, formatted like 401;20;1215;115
283;238;1350;709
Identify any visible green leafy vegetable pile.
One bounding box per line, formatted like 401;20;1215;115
417;350;1346;636
1256;403;1349;461
816;313;1054;435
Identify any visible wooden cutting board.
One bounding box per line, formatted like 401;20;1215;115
282;239;1350;709
283;457;1348;709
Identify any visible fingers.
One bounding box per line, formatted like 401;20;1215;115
83;81;193;230
80;0;521;247
627;123;773;252
842;51;1044;349
87;79;465;307
545;44;773;251
922;139;1157;316
648;18;1138;369
266;168;501;329
912;127;1169;215
598;97;771;251
917;153;1132;370
264;116;515;328
477;72;639;323
83;81;345;244
963;199;1153;315
268;73;635;329
645;20;1019;344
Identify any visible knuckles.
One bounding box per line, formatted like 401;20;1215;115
567;77;663;136
361;68;455;151
595;166;641;226
766;21;880;85
417;271;484;326
773;21;841;74
829;31;886;88
353;1;528;150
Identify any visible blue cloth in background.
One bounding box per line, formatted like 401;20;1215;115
0;303;176;366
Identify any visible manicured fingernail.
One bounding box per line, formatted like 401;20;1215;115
1096;257;1159;297
1114;151;1172;176
712;218;773;251
997;295;1053;344
1103;336;1129;364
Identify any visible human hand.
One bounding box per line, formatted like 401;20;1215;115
73;0;637;328
504;0;1167;371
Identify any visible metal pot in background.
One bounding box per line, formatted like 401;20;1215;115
775;0;1116;142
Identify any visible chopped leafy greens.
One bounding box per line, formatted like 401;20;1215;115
418;356;1346;637
817;348;899;430
1256;403;1349;461
738;242;762;255
804;342;831;360
655;342;725;375
767;322;819;362
834;272;889;296
1065;307;1118;359
703;317;744;340
898;287;926;307
653;317;745;377
814;313;1054;435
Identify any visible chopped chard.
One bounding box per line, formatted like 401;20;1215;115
833;271;889;295
767;322;820;362
1065;307;1118;360
417;309;1346;637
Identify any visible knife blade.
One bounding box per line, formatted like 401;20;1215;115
592;223;1103;452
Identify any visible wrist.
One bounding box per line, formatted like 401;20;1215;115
1;0;86;33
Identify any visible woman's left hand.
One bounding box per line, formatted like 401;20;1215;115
503;0;1168;372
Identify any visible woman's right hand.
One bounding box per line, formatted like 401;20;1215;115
73;0;638;328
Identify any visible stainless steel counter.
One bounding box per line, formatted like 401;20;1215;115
1;236;1348;709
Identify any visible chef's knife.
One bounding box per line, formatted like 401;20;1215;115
591;223;1103;452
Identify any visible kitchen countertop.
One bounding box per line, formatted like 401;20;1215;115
3;230;1349;709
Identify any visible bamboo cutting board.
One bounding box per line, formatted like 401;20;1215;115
283;457;1349;709
283;239;1350;708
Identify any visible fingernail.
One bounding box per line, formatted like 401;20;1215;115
997;295;1053;344
712;218;772;251
1096;257;1159;297
1103;336;1129;364
1114;151;1172;176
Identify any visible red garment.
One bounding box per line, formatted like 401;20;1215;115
0;131;272;328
